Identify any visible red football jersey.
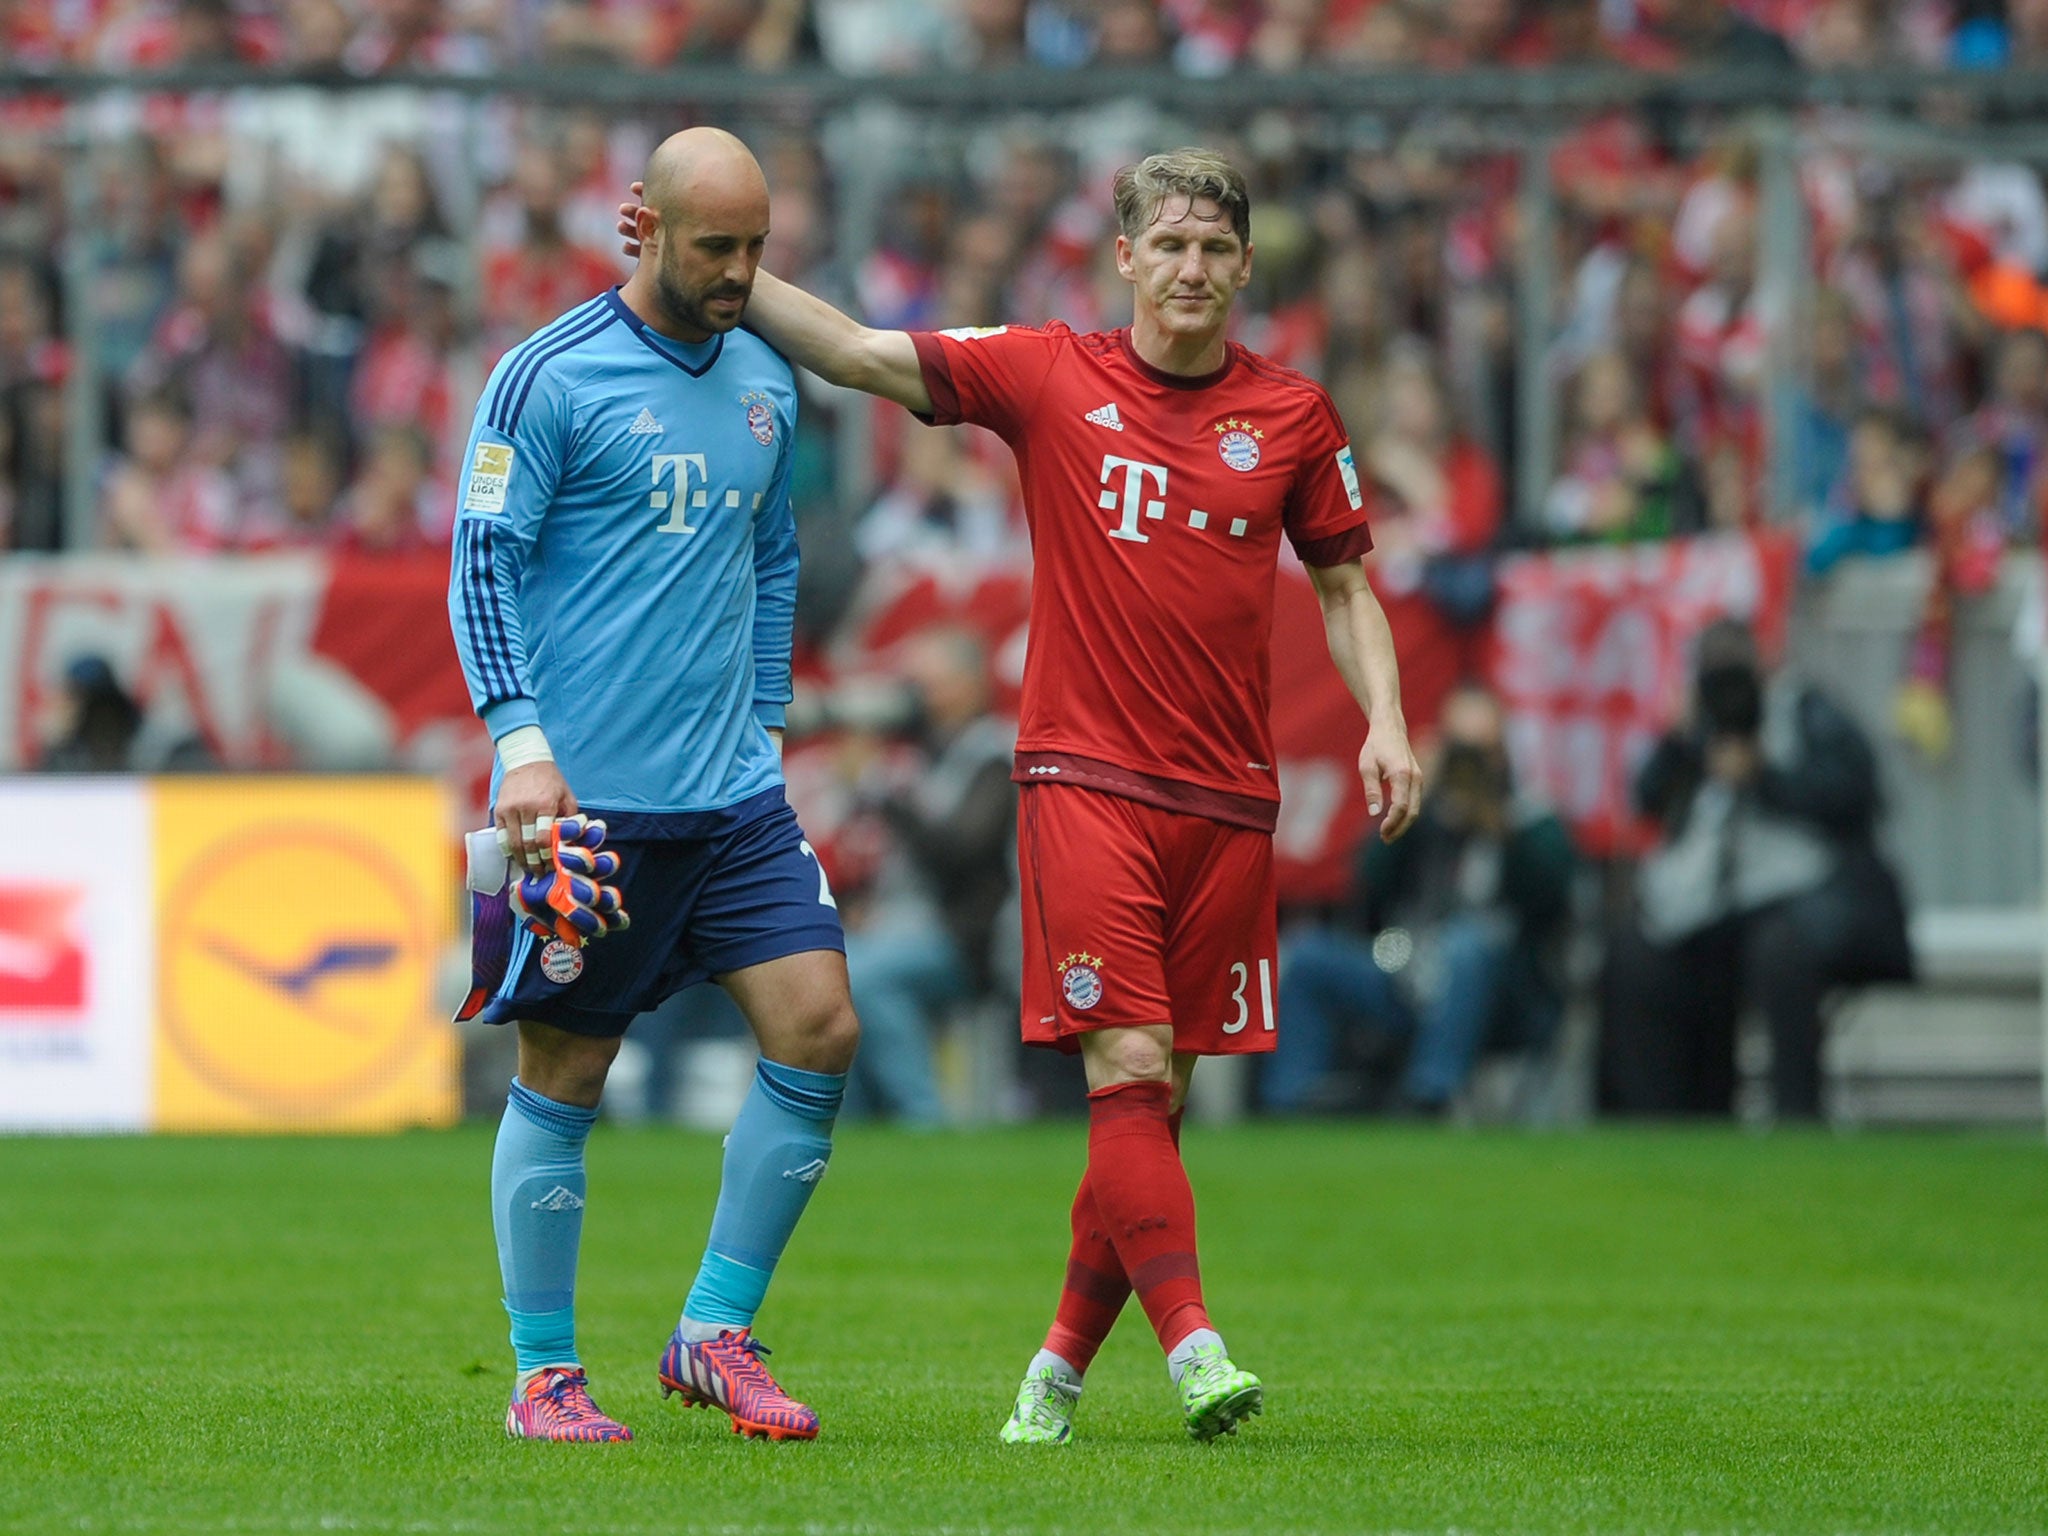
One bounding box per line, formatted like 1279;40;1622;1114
911;322;1373;831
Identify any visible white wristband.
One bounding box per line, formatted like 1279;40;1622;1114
497;724;554;772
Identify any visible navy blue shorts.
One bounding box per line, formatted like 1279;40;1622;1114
477;786;845;1038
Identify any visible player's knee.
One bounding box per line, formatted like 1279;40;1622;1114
516;1022;620;1108
789;996;861;1075
824;1001;862;1069
1084;1026;1174;1088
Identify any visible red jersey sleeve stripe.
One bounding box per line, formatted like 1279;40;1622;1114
1292;521;1376;567
910;332;963;425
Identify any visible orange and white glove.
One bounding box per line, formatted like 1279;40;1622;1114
508;815;629;947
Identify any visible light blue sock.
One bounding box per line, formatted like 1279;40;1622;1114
680;1059;845;1331
492;1078;598;1372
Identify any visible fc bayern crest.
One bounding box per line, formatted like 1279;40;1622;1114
1059;952;1105;1011
1215;417;1263;472
741;391;776;446
540;939;584;985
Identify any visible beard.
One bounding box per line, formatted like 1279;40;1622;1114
654;257;751;336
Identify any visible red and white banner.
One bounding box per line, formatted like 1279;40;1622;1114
1488;530;1799;856
0;554;326;771
0;537;1794;902
0;554;494;820
801;555;1477;904
1268;565;1481;900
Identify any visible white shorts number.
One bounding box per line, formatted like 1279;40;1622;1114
1223;958;1275;1034
1223;961;1249;1034
798;839;838;909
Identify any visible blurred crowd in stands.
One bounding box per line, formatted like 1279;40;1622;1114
6;15;2048;587
13;4;2041;1122
6;0;2048;75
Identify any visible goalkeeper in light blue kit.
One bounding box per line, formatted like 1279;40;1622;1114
447;128;859;1445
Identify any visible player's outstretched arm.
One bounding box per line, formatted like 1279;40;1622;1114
1306;558;1422;842
747;269;932;415
615;184;931;414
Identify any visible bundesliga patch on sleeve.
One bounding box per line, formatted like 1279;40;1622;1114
1335;444;1363;511
463;443;515;516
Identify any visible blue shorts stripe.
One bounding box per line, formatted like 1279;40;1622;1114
496;922;536;1003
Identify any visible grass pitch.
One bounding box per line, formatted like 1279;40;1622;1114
4;1124;2045;1535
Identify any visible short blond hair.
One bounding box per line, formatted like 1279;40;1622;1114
1112;148;1251;246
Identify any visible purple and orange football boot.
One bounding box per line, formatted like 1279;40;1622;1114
657;1327;820;1441
505;1366;634;1443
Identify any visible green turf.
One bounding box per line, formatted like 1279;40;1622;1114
4;1124;2045;1535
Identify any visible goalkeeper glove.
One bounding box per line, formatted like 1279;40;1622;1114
509;815;630;947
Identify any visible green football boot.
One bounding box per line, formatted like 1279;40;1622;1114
1176;1340;1263;1442
999;1364;1081;1444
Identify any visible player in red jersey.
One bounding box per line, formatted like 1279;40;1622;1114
621;147;1421;1441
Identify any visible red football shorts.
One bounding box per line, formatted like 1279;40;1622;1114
1017;784;1280;1056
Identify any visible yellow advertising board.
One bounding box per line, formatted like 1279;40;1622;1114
152;778;459;1132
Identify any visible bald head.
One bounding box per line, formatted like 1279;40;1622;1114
628;127;771;341
643;127;768;228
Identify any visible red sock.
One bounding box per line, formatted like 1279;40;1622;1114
1044;1109;1181;1373
1043;1172;1129;1373
1080;1081;1209;1355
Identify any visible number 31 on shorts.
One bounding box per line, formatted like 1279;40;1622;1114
1223;958;1275;1034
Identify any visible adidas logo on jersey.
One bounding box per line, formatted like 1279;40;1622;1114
1084;402;1124;431
627;408;663;435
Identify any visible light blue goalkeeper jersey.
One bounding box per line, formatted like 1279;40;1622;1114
448;288;798;824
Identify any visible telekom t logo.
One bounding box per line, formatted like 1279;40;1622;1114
1098;455;1168;543
652;453;706;535
1096;453;1251;543
652;454;762;535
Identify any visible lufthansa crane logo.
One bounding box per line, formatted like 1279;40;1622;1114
160;825;433;1117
